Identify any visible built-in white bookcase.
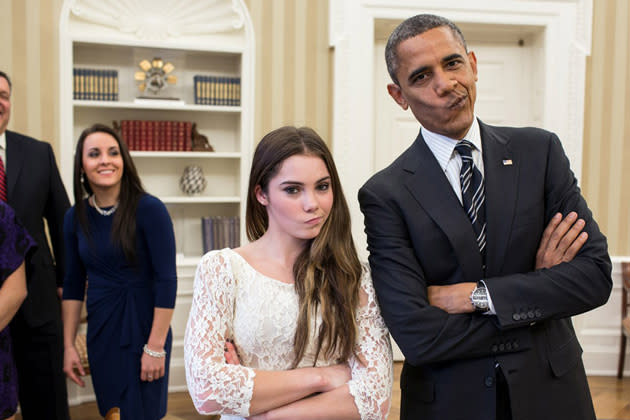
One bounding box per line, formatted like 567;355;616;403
59;0;254;402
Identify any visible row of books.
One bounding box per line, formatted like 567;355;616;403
194;75;241;106
73;68;119;101
118;120;193;151
202;216;240;253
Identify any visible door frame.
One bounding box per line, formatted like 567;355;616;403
329;0;592;259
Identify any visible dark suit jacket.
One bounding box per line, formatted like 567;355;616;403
6;130;70;327
358;121;612;420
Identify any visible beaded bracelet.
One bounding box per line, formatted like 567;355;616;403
143;344;167;358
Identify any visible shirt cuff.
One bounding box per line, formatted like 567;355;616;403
480;280;496;315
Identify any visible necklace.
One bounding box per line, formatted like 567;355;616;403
90;195;119;216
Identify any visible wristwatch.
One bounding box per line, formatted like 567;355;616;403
470;283;489;311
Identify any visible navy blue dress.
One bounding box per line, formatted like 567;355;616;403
63;194;177;419
0;202;36;419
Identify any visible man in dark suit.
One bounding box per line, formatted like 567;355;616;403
0;71;71;419
358;15;612;420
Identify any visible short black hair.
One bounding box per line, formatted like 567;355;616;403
0;71;12;92
385;14;467;85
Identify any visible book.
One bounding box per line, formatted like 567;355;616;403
201;216;240;253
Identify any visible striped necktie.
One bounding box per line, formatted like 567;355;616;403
0;156;6;202
455;140;486;259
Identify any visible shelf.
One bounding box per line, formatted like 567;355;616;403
161;196;241;204
73;100;241;113
131;151;241;158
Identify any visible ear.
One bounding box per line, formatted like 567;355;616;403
468;51;478;81
387;83;408;110
255;185;268;206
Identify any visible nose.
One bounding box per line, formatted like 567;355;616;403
99;153;111;164
302;190;319;212
434;69;457;96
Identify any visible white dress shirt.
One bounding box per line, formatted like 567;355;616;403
420;117;496;314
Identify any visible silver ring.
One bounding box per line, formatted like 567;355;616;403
148;375;153;379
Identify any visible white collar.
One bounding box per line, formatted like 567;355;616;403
421;117;482;172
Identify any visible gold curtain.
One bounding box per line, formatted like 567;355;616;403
244;0;332;144
582;0;630;256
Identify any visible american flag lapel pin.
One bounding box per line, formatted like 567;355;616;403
502;159;513;166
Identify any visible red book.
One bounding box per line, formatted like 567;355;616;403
176;121;184;151
121;120;131;150
148;121;157;151
132;120;140;151
185;122;193;151
165;121;173;152
139;120;147;151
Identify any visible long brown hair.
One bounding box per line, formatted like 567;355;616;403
246;126;362;367
72;123;145;262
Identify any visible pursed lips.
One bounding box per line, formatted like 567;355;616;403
447;94;467;109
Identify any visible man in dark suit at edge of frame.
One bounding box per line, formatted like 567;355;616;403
0;70;71;420
358;14;611;420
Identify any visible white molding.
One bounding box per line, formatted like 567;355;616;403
330;0;592;258
69;0;244;40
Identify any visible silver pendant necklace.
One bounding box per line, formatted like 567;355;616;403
90;195;119;216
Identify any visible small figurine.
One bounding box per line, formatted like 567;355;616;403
191;123;214;151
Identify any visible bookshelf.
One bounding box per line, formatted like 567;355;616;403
58;0;254;402
59;0;253;265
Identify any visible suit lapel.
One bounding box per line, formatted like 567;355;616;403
480;122;519;275
402;131;484;281
5;131;26;201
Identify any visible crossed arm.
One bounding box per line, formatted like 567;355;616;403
428;211;588;314
185;253;392;420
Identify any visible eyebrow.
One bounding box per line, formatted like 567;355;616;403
279;175;331;186
407;53;465;83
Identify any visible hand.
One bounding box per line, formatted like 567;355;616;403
319;363;351;392
224;339;241;365
428;282;477;314
63;345;86;387
140;346;166;382
536;212;587;270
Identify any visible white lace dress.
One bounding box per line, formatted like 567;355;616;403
184;248;393;420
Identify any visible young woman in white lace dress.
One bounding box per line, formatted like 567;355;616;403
184;126;393;420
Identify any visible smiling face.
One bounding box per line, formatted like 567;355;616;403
387;26;478;140
256;154;333;243
82;131;124;193
0;76;11;135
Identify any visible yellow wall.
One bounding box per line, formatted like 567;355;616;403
1;0;628;255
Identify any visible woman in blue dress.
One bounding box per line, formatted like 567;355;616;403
0;201;35;420
62;123;177;419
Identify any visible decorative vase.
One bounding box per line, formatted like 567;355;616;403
179;165;207;195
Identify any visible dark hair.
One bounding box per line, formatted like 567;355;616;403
73;123;145;262
0;71;12;92
385;14;467;85
246;126;362;367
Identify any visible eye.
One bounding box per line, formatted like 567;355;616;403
283;186;300;195
109;149;120;156
87;150;100;158
316;182;330;191
446;59;463;69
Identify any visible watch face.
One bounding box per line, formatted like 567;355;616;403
472;287;488;309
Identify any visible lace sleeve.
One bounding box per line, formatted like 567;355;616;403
347;265;394;420
184;250;256;416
